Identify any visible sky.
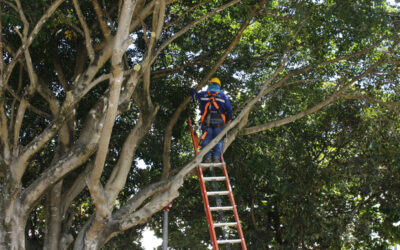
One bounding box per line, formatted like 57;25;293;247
141;227;162;250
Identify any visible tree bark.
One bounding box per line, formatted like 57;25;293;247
43;181;63;250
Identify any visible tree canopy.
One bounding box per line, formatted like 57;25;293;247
0;0;399;249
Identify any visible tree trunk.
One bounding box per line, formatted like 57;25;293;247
43;181;63;250
0;176;26;249
0;178;7;249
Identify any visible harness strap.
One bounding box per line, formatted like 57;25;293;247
200;102;211;125
201;130;208;140
200;91;226;125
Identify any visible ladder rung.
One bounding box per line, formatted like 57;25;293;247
206;191;229;196
200;162;224;168
217;239;242;244
210;206;233;211
214;222;237;227
203;176;226;181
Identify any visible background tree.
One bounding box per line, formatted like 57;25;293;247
0;0;398;249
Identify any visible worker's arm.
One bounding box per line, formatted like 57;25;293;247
189;88;201;100
189;88;196;98
224;95;233;122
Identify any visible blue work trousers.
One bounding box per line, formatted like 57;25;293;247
201;125;225;160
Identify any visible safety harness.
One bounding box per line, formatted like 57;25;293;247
199;91;226;143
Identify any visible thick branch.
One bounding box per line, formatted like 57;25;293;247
43;181;63;250
4;74;52;120
20;71;139;216
11;34;120;182
105;105;159;201
0;0;65;166
88;0;137;216
85;2;139;247
111;130;231;234
21;143;97;215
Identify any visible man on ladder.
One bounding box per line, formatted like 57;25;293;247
190;77;233;163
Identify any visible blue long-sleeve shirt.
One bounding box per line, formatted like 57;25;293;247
190;88;233;122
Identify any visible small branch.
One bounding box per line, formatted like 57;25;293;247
8;64;22;132
143;65;153;108
341;94;400;114
14;0;29;38
21;81;131;217
287;35;387;79
250;197;260;232
72;41;88;82
5;84;52;120
91;0;112;41
0;3;11;163
12;26;23;39
130;0;155;33
3;0;65;85
1;0;18;12
12;0;42;159
150;0;241;65
11;90;75;183
128;0;176;32
164;0;212;30
138;14;149;46
282;79;316;87
12;98;28;156
223;56;288;144
155;0;166;39
51;52;68;90
72;0;95;61
61;163;93;217
55;11;84;37
120;180;170;216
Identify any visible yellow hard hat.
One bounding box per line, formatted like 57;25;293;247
209;77;221;87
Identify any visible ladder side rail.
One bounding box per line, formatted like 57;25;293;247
188;118;219;250
198;166;219;250
221;158;247;250
188;118;199;154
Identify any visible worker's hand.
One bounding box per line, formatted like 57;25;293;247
189;88;196;96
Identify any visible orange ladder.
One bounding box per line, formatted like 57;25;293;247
188;118;247;250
